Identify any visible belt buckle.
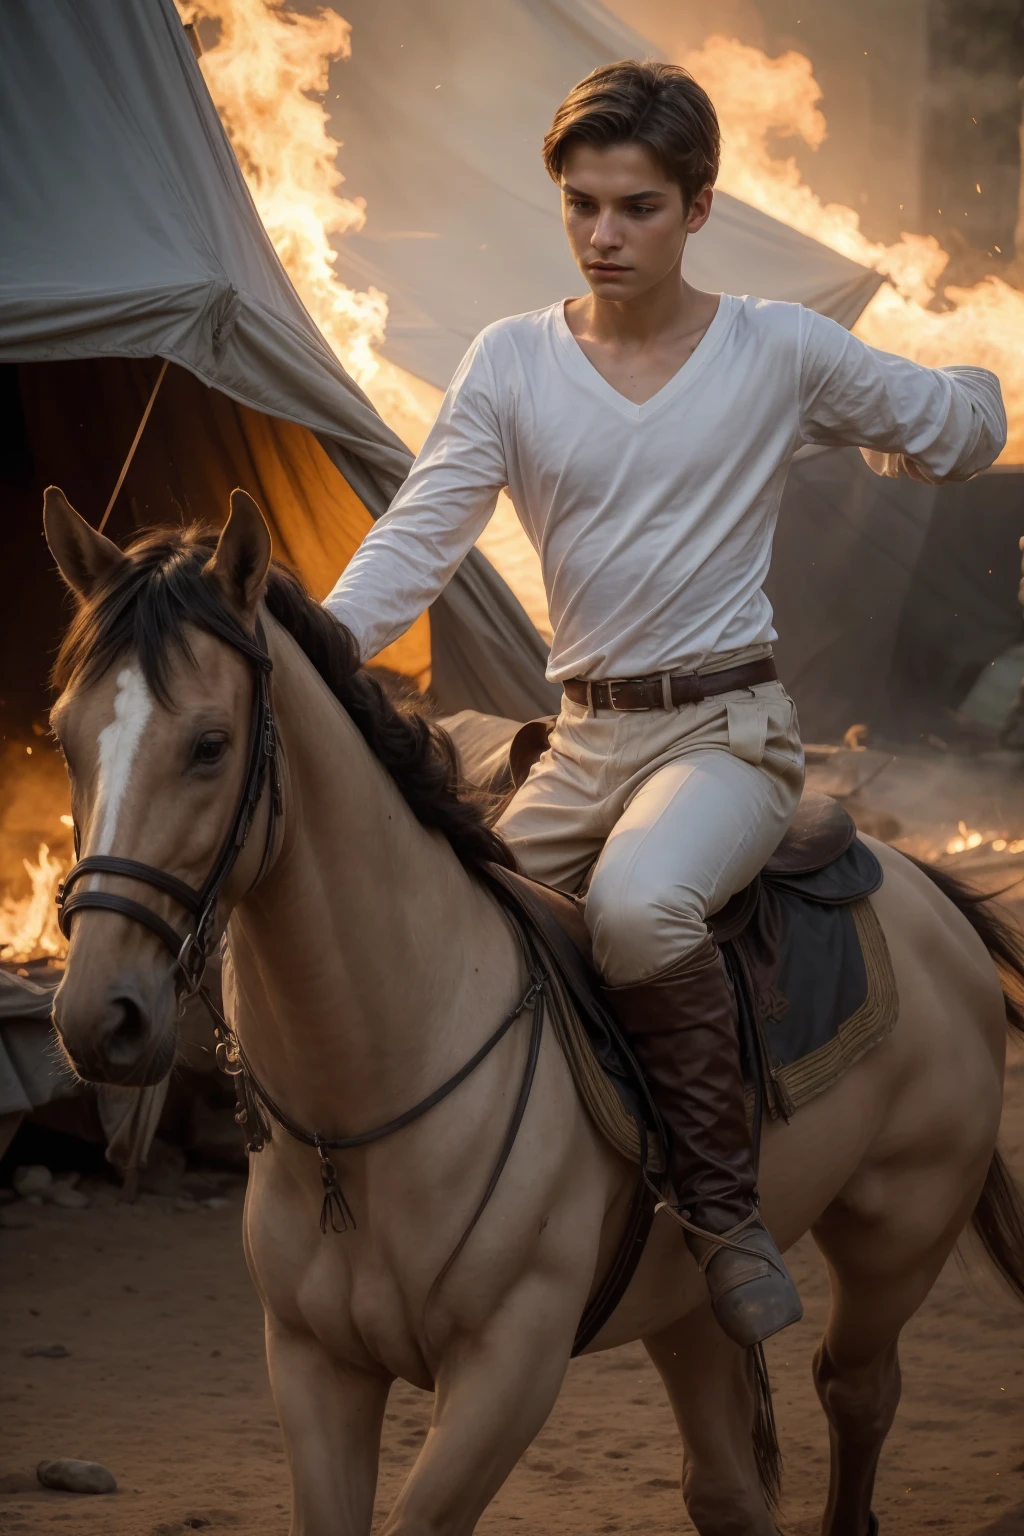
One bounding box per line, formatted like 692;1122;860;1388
608;679;649;712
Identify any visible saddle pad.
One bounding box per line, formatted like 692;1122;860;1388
728;892;898;1121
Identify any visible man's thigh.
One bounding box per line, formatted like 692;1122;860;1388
586;747;802;982
496;750;610;893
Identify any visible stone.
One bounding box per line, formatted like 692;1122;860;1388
36;1459;117;1495
13;1166;52;1198
48;1185;90;1210
23;1344;70;1358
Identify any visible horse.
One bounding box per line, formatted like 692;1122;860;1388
42;484;1024;1536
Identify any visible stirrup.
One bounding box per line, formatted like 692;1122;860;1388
656;1203;789;1277
657;1203;802;1347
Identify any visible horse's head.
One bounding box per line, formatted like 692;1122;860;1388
44;486;274;1085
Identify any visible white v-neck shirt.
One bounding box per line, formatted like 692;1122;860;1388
325;294;1006;681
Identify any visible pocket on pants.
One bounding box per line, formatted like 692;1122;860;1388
725;694;769;765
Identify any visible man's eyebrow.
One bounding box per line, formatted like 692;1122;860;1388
562;183;668;201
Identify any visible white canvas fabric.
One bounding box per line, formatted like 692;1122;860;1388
330;0;886;389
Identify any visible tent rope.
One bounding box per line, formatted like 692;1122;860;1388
98;358;169;533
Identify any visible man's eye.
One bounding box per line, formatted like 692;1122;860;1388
193;736;228;767
629;205;656;216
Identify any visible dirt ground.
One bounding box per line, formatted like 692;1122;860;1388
3;1071;1024;1536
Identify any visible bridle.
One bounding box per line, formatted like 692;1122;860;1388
53;612;549;1243
56;617;282;1001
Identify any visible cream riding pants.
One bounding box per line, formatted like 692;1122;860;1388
496;678;805;987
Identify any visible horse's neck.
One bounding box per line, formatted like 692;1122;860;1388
227;624;518;1129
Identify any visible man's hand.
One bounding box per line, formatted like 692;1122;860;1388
860;448;935;483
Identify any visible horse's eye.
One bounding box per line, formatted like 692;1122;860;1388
193;735;228;767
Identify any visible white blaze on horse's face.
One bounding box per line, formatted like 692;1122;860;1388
93;664;154;857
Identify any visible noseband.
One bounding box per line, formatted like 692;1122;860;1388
56;617;282;999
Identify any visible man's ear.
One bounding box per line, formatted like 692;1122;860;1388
43;486;127;599
203;488;273;626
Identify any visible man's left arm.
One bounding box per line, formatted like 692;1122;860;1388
797;307;1007;483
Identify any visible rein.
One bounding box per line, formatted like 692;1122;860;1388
55;615;550;1243
212;939;548;1236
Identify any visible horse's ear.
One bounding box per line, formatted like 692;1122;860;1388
203;489;272;626
43;486;127;600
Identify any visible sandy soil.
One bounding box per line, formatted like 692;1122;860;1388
3;1072;1024;1536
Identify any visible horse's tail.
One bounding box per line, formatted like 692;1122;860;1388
903;854;1024;1303
971;1148;1024;1306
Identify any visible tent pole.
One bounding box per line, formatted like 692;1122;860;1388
98;357;169;533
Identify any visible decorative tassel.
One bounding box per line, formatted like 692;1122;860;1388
316;1139;356;1234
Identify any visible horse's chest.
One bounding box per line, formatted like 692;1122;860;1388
253;1218;437;1387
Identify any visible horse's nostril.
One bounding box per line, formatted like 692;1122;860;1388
106;994;148;1065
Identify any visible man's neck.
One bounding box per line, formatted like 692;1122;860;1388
569;274;719;351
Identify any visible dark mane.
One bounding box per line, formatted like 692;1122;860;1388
52;523;516;877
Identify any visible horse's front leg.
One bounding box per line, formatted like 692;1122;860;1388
379;1273;581;1536
266;1316;391;1536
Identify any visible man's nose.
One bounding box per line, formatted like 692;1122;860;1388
591;213;622;251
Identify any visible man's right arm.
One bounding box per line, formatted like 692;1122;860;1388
323;334;509;662
797;307;1006;482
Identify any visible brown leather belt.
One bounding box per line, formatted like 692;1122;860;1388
564;657;778;712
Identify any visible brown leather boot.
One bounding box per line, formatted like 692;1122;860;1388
606;935;802;1348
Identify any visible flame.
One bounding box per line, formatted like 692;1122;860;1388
176;0;438;447
683;36;1024;461
945;821;1024;856
0;843;68;965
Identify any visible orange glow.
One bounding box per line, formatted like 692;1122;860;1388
0;844;68;965
683;36;1024;461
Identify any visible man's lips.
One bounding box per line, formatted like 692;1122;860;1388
588;262;631;274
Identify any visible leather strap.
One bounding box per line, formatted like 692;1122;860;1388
564;657;778;712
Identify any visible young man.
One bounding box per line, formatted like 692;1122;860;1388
324;61;1006;1347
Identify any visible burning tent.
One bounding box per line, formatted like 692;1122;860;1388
0;0;558;731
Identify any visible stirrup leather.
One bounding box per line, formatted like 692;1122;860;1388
655;1204;787;1277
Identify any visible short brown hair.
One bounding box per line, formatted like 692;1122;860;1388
542;60;720;208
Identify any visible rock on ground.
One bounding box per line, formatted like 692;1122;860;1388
36;1459;117;1495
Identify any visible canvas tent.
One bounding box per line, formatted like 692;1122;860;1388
329;0;886;390
0;0;560;731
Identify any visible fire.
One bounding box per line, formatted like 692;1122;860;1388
945;821;1024;856
176;0;438;448
683;35;1024;461
0;843;68;965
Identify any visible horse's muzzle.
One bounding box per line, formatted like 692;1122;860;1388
52;975;177;1087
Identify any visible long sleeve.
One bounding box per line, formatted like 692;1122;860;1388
797;307;1006;483
323;333;508;660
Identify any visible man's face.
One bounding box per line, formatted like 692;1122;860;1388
560;140;712;303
